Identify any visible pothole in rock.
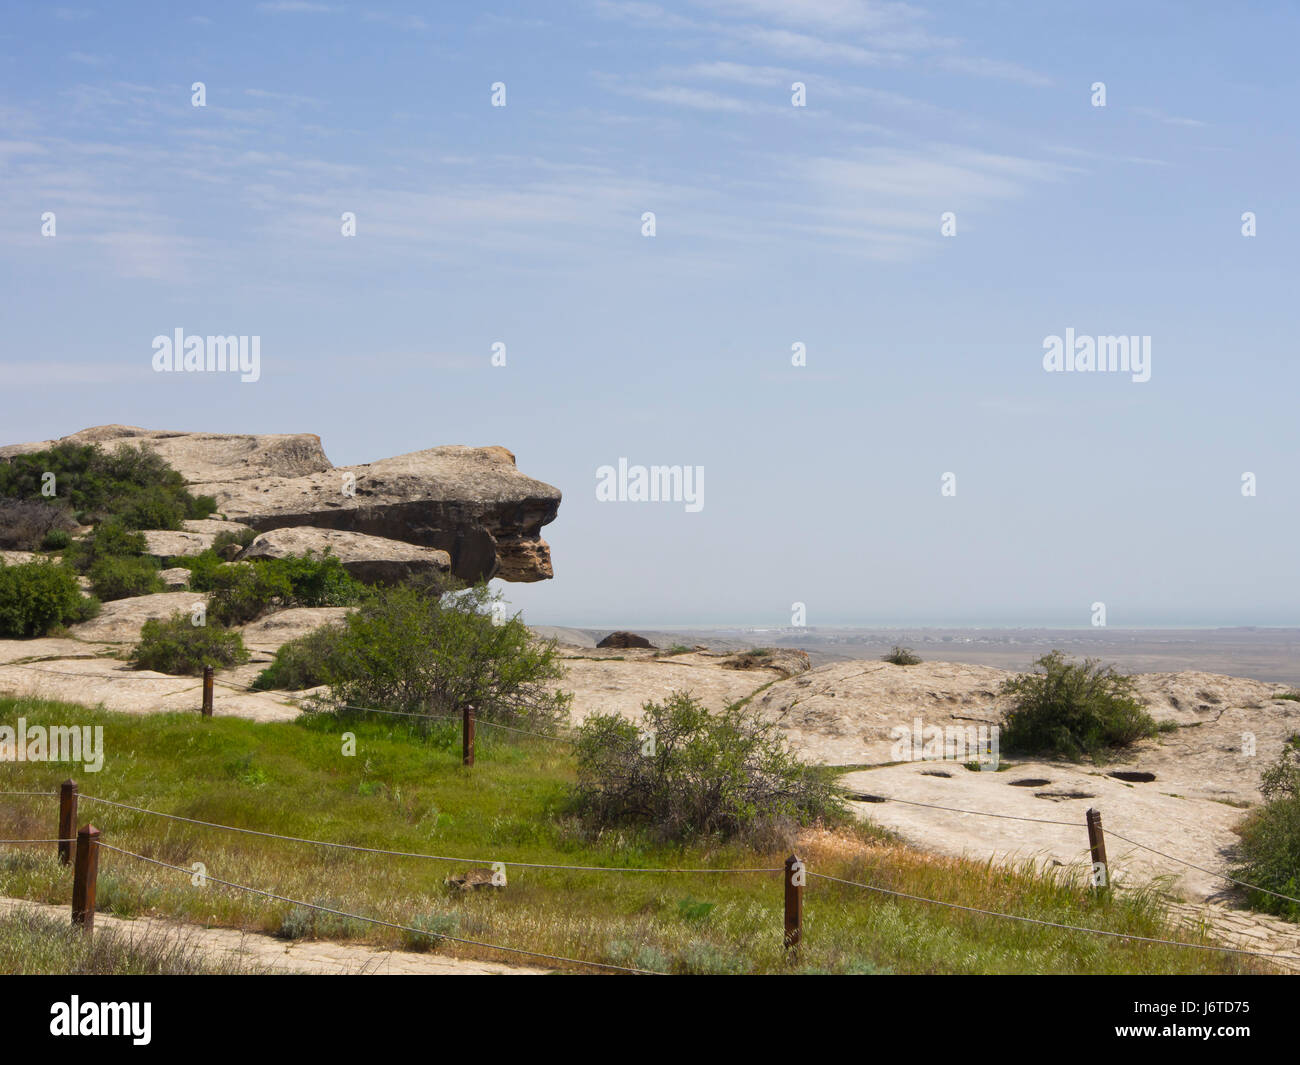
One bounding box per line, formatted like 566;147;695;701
1034;789;1097;801
920;769;953;778
1009;778;1051;787
1108;771;1156;783
847;792;888;803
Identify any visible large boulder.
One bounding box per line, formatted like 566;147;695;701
236;527;451;584
597;631;655;649
0;426;561;583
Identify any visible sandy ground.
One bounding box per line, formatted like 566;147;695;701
0;896;548;975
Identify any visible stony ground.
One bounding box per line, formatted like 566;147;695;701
3;618;1299;968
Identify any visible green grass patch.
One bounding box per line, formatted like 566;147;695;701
0;696;1273;974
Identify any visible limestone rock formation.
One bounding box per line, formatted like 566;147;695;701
0;426;560;583
236;526;451;584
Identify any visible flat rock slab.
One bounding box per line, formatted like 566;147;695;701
0;551;39;566
237;527;450;584
182;519;252;536
554;648;784;724
0;638;116;665
0;897;547;975
0;656;299;722
238;606;353;653
142;530;213;558
840;759;1246;903
70;592;204;644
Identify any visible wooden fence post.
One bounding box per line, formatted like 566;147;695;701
462;704;475;766
1086;807;1109;891
202;665;214;717
71;824;100;931
784;853;804;952
58;779;78;866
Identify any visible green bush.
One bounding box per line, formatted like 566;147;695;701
88;555;164;601
1231;736;1300;920
72;520;147;573
315;579;569;728
178;549;226;592
212;529;256;554
130;612;249;675
252;624;346;691
0;559;98;638
998;651;1158;760
208;552;365;626
40;528;71;551
0;441;214;528
572;691;845;843
882;645;921;665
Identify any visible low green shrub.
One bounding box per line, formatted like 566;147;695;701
1231;736;1300;920
999;651;1158;760
208;552;366;626
0;441;215;528
0;558;98;638
130;612;249;675
72;520;147;573
572;690;845;842
88;555;164;601
252;624;346;690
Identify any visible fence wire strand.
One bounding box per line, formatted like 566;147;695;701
807;871;1290;961
1105;827;1300;907
79;794;779;874
96;842;662;974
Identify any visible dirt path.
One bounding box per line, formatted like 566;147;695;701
0;896;550;975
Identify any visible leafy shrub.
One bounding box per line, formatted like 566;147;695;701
40;528;71;551
88;555;164;601
252;624;346;691
572;691;845;842
207;562;293;626
0;441;214;528
0;559;98;638
1230;736;1300;920
212;529;257;554
998;651;1158;760
316;579;569;728
130;612;249;675
882;645;921;665
71;520;147;573
179;549;225;592
208;552;365;626
0;498;78;551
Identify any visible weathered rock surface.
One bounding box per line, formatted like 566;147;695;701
158;567;192;590
142;529;212;558
237;606;352;653
0;426;560;583
69;592;202;644
237;527;450;584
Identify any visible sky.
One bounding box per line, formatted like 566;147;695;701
1;1;1298;629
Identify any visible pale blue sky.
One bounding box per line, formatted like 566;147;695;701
2;2;1297;627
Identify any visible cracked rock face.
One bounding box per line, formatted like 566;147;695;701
0;426;561;583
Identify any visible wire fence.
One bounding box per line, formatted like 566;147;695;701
3;785;1297;968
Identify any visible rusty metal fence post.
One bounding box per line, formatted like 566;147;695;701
202;665;214;717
